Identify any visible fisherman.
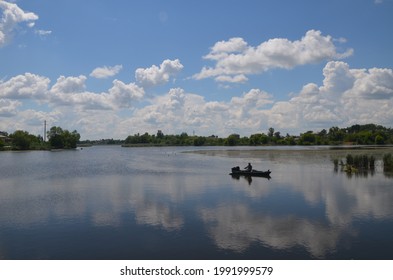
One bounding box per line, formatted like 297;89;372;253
245;162;252;172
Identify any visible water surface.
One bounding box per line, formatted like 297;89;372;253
0;146;392;259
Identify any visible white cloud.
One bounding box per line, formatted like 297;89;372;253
35;29;52;37
129;63;393;137
349;67;393;99
108;79;145;108
194;30;353;83
205;37;248;60
51;75;87;94
0;98;20;116
215;74;248;83
125;87;273;136
135;59;184;87
0;1;39;46
0;73;50;99
1;61;392;139
90;65;123;79
0;72;144;116
49;76;144;110
268;61;393;132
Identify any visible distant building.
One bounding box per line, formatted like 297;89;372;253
0;132;11;144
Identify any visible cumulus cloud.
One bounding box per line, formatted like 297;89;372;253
215;74;248;83
125;63;393;137
0;1;39;47
108;79;145;108
268;61;393;131
194;30;353;83
49;76;144;110
0;73;50;99
1;61;392;139
0;98;20;116
90;65;123;79
127;88;273;136
51;75;87;94
0;73;144;114
135;59;184;87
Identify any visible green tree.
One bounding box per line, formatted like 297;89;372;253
268;127;275;138
10;130;32;150
226;134;240;146
48;126;80;149
299;132;316;145
375;134;385;145
250;133;263;145
328;126;345;143
193;136;206;146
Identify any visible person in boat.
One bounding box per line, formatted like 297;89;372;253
244;163;252;172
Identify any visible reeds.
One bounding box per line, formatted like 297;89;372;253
383;154;393;172
333;153;393;174
345;154;375;171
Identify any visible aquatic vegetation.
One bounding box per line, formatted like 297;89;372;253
346;154;375;171
383;154;393;172
334;154;376;174
334;153;393;175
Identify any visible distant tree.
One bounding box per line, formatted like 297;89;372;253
48;127;65;148
226;134;240;146
47;126;80;149
268;127;275;138
10;130;33;150
63;130;80;148
299;132;316;145
193;136;206;146
318;129;327;138
140;132;150;144
157;130;164;139
328;126;345;142
375;134;385;145
249;133;262;145
284;135;296;145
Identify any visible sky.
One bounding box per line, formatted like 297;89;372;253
1;0;393;140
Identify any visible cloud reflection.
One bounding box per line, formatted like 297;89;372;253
199;203;344;258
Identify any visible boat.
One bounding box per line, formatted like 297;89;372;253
229;166;271;178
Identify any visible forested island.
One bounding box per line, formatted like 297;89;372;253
1;123;393;151
0;126;80;151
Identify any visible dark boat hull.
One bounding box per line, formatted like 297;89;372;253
230;170;271;177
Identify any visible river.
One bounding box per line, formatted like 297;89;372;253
0;145;392;259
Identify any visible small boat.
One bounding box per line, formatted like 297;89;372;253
229;166;271;178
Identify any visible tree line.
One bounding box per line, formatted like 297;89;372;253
0;126;80;151
2;123;393;150
123;124;393;147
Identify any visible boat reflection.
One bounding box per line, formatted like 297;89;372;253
230;174;271;185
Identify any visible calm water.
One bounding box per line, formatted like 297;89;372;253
0;145;393;260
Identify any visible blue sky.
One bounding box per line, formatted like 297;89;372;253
1;0;393;139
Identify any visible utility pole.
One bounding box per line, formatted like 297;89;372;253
44;120;47;142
